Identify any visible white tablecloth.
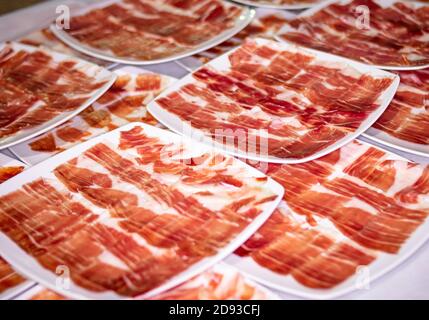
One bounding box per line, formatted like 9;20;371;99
1;0;428;300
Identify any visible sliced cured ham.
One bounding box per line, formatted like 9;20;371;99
265;141;429;254
371;69;429;146
0;166;24;184
278;0;429;68
0;43;113;143
61;0;244;61
19;28;112;67
153;38;396;161
234;140;429;290
12;68;174;165
192;11;291;64
0;124;279;298
236;205;376;289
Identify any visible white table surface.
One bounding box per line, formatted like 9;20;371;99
0;0;428;300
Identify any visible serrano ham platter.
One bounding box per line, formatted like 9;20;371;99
10;66;177;165
50;0;256;65
149;38;399;163
0;123;283;299
364;69;429;158
1;0;429;301
227;140;429;298
277;0;429;70
0;42;116;150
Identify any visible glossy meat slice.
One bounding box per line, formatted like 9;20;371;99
192;11;292;64
21;265;275;300
0;166;24;184
267;141;428;254
19;28;112;67
0;160;28;295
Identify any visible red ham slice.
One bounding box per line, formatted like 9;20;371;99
0;161;27;295
152;265;273;300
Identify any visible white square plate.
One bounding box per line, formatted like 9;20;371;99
148;38;399;164
0;122;283;300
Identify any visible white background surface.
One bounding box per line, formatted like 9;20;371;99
0;0;428;300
